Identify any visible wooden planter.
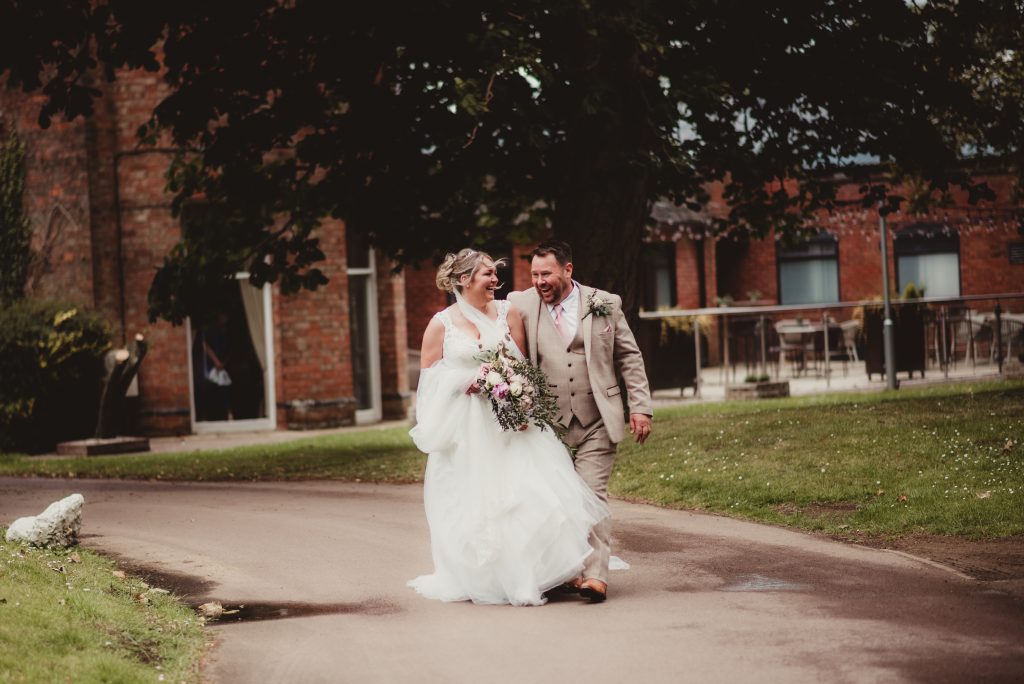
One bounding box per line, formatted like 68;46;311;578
637;320;704;395
863;306;928;380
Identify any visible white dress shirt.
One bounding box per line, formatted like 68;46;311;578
546;282;580;340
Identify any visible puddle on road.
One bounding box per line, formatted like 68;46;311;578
204;598;401;624
720;574;811;592
102;556;216;599
83;553;401;624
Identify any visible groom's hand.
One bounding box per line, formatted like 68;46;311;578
630;413;652;444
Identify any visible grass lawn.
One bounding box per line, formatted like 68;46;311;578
1;379;1021;538
0;536;205;682
612;380;1024;538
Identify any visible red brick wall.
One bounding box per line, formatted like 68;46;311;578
1;91;95;308
404;259;450;353
108;68;191;433
84;77;125;340
715;175;1023;316
715;237;779;305
6;65;400;434
276;219;355;428
674;239;700;308
511;243;537;292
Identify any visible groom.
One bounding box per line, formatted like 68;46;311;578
509;240;653;603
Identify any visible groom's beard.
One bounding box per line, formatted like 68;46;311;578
538;279;571;305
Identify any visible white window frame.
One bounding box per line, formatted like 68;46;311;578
348;249;382;424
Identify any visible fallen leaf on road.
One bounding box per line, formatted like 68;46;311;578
198;601;223;618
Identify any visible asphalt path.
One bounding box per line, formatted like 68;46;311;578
2;477;1022;683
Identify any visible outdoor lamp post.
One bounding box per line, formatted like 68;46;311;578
879;206;898;390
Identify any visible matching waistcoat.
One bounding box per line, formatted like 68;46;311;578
536;307;601;428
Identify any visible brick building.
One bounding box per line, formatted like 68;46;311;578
403;178;1023;370
8;64;1020;430
2;71;410;436
711;176;1023;311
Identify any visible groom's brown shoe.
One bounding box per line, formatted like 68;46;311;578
578;578;607;603
543;578;583;599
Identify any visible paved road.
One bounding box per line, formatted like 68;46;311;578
2;477;1022;683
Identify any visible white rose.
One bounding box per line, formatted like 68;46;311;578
509;382;523;397
485;371;504;388
511;373;527;385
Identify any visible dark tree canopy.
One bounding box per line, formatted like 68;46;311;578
1;1;1021;322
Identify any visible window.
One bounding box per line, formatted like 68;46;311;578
640;243;677;310
346;229;382;423
894;224;960;298
776;233;839;305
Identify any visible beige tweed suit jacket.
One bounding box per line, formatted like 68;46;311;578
508;285;652;444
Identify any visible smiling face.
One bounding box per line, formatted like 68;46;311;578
460;258;499;301
530;253;573;305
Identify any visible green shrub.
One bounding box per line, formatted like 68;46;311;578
0;300;111;452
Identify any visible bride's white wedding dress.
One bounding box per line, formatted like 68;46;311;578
408;298;608;606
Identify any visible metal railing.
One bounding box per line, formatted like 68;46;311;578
639;292;1024;397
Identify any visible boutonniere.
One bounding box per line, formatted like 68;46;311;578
582;292;613;319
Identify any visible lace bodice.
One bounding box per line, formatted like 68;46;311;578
435;300;514;365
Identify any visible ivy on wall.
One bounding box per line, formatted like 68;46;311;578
0;124;32;306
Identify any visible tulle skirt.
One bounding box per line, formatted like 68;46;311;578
409;378;608;606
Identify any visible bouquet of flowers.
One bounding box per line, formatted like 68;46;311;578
470;344;560;432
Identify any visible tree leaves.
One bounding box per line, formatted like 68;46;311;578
2;0;1021;320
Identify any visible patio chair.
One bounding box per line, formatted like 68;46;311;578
774;320;815;376
947;311;984;367
989;313;1024;363
839;319;860;362
814;322;850;375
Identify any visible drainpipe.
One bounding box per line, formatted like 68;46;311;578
112;151;127;346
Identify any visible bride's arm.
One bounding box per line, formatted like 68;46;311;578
506;306;528;358
420;317;445;368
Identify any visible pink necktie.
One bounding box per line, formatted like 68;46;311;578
553;305;572;345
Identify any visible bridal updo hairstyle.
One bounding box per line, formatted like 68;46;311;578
435;248;507;293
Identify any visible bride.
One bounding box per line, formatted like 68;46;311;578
408;248;608;606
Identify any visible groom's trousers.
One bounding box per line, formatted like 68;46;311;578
566;416;616;584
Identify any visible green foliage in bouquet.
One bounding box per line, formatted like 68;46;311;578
472;344;562;433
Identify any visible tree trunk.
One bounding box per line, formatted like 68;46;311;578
549;12;652;319
553;164;649;316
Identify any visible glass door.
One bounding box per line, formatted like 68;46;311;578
187;274;276;432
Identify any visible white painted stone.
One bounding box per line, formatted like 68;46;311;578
5;493;85;547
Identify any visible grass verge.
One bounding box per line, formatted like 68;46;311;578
612;379;1024;538
1;380;1021;538
0;535;205;682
